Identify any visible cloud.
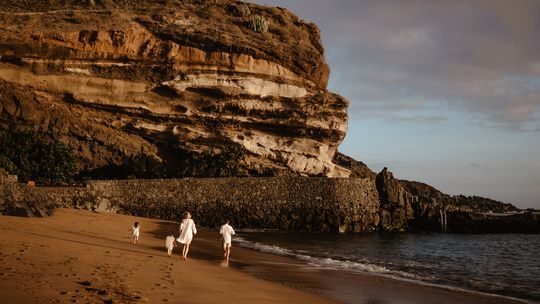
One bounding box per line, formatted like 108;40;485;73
252;0;540;131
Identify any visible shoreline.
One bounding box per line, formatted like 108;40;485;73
229;241;531;304
233;234;534;304
0;209;531;304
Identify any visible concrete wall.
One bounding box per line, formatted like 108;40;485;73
0;174;380;232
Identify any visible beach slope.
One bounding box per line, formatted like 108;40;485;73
0;209;527;304
0;209;334;303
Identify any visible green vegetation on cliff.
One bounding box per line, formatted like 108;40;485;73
82;145;250;180
181;146;248;178
0;132;76;184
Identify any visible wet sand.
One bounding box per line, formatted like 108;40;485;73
0;209;526;304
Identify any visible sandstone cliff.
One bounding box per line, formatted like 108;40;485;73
1;1;536;233
0;0;349;178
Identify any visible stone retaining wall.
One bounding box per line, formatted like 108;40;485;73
0;169;17;184
87;177;380;232
1;176;380;232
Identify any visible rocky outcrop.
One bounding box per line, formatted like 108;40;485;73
333;152;375;179
398;179;528;233
0;0;349;178
0;169;94;216
373;169;531;233
375;168;414;231
444;211;540;234
326;162;537;233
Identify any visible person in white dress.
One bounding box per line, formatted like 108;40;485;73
165;232;176;257
219;220;235;260
177;212;197;259
129;221;140;244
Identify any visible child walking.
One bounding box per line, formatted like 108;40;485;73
129;222;140;244
165;232;176;257
219;219;235;260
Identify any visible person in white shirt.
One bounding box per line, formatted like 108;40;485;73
165;232;176;257
177;211;197;260
129;221;140;244
219;220;235;260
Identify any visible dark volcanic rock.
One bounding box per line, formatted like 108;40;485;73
446;211;540;234
372;168;538;233
0;184;54;217
375;167;414;231
333;152;375;179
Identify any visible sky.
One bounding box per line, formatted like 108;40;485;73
251;0;540;209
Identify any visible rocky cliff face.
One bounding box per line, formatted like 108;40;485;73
375;168;414;231
0;0;349;178
333;158;535;233
2;1;535;233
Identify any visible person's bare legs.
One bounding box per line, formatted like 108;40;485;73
223;243;231;260
182;243;191;259
133;236;138;244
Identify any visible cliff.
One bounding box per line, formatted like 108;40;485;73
0;0;348;178
1;1;536;233
337;157;537;233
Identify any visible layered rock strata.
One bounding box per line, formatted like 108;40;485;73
0;0;349;177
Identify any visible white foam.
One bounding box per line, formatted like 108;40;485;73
234;237;415;279
234;237;534;304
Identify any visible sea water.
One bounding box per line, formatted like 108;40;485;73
236;232;540;302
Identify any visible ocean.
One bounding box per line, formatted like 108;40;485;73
236;232;540;303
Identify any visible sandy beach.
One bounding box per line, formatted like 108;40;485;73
0;209;527;304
